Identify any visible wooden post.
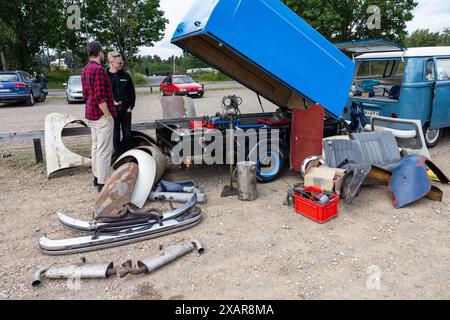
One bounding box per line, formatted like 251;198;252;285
33;139;43;164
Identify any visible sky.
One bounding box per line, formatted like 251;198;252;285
139;0;450;59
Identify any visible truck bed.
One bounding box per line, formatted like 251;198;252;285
171;0;354;118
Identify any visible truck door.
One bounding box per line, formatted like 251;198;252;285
430;58;450;129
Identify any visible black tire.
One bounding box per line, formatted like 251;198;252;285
160;90;165;96
423;123;443;148
198;92;204;98
26;91;34;106
67;96;74;104
36;92;46;102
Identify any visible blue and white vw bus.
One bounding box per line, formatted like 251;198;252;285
337;40;450;147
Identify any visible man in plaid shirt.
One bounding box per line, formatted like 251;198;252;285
81;41;117;192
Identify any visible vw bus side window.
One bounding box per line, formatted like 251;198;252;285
395;61;405;76
436;59;450;81
426;60;435;81
357;60;395;79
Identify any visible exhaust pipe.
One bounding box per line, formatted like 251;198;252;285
45;262;116;279
33;263;116;286
137;239;204;274
32;266;47;287
33;240;204;284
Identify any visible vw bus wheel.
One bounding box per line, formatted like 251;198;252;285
424;124;442;148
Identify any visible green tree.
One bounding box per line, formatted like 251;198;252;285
440;28;450;46
84;0;168;64
0;9;16;70
404;29;442;47
283;0;417;43
0;0;65;71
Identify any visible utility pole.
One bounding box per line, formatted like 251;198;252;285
173;55;176;74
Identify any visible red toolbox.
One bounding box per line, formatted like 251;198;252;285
293;186;339;223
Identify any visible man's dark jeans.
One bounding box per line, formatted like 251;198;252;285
113;111;132;158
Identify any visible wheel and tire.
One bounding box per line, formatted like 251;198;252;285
250;143;288;183
36;92;47;102
25;91;34;106
160;90;165;96
198;92;204;98
423;123;443;148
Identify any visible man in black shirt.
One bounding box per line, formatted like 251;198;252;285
107;52;136;158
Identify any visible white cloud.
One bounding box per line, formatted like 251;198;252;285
139;0;196;59
406;0;450;34
140;0;450;59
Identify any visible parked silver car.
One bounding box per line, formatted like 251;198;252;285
64;76;84;104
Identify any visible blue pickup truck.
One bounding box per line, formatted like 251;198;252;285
153;0;355;182
337;40;450;147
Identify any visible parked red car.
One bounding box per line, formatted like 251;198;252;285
160;75;204;98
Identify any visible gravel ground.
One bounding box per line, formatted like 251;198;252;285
0;88;449;300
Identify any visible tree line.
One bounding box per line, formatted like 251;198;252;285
1;0;448;74
0;0;167;72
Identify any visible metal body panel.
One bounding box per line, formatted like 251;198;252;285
44;113;91;177
134;145;167;183
95;163;138;219
113;149;156;208
172;0;354;117
389;156;431;209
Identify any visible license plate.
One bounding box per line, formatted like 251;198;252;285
188;91;198;95
0;89;9;93
364;110;379;117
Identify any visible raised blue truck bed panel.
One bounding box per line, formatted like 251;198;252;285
171;0;354;117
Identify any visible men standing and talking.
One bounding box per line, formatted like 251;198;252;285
107;51;136;159
81;41;117;192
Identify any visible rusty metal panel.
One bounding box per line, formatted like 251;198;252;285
95;163;139;220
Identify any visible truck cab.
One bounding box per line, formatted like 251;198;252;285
337;40;450;147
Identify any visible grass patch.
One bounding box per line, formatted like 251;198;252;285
2;142;91;173
47;71;78;89
4;148;45;171
191;72;231;83
133;72;147;86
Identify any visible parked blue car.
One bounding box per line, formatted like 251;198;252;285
337;40;450;147
0;71;47;106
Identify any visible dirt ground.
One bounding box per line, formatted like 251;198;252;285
0;89;450;300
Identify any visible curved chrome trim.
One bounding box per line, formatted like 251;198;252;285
39;210;203;255
57;194;197;233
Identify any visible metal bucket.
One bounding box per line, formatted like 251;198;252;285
236;161;258;201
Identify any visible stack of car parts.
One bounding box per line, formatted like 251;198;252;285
39;133;205;255
322;130;449;208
